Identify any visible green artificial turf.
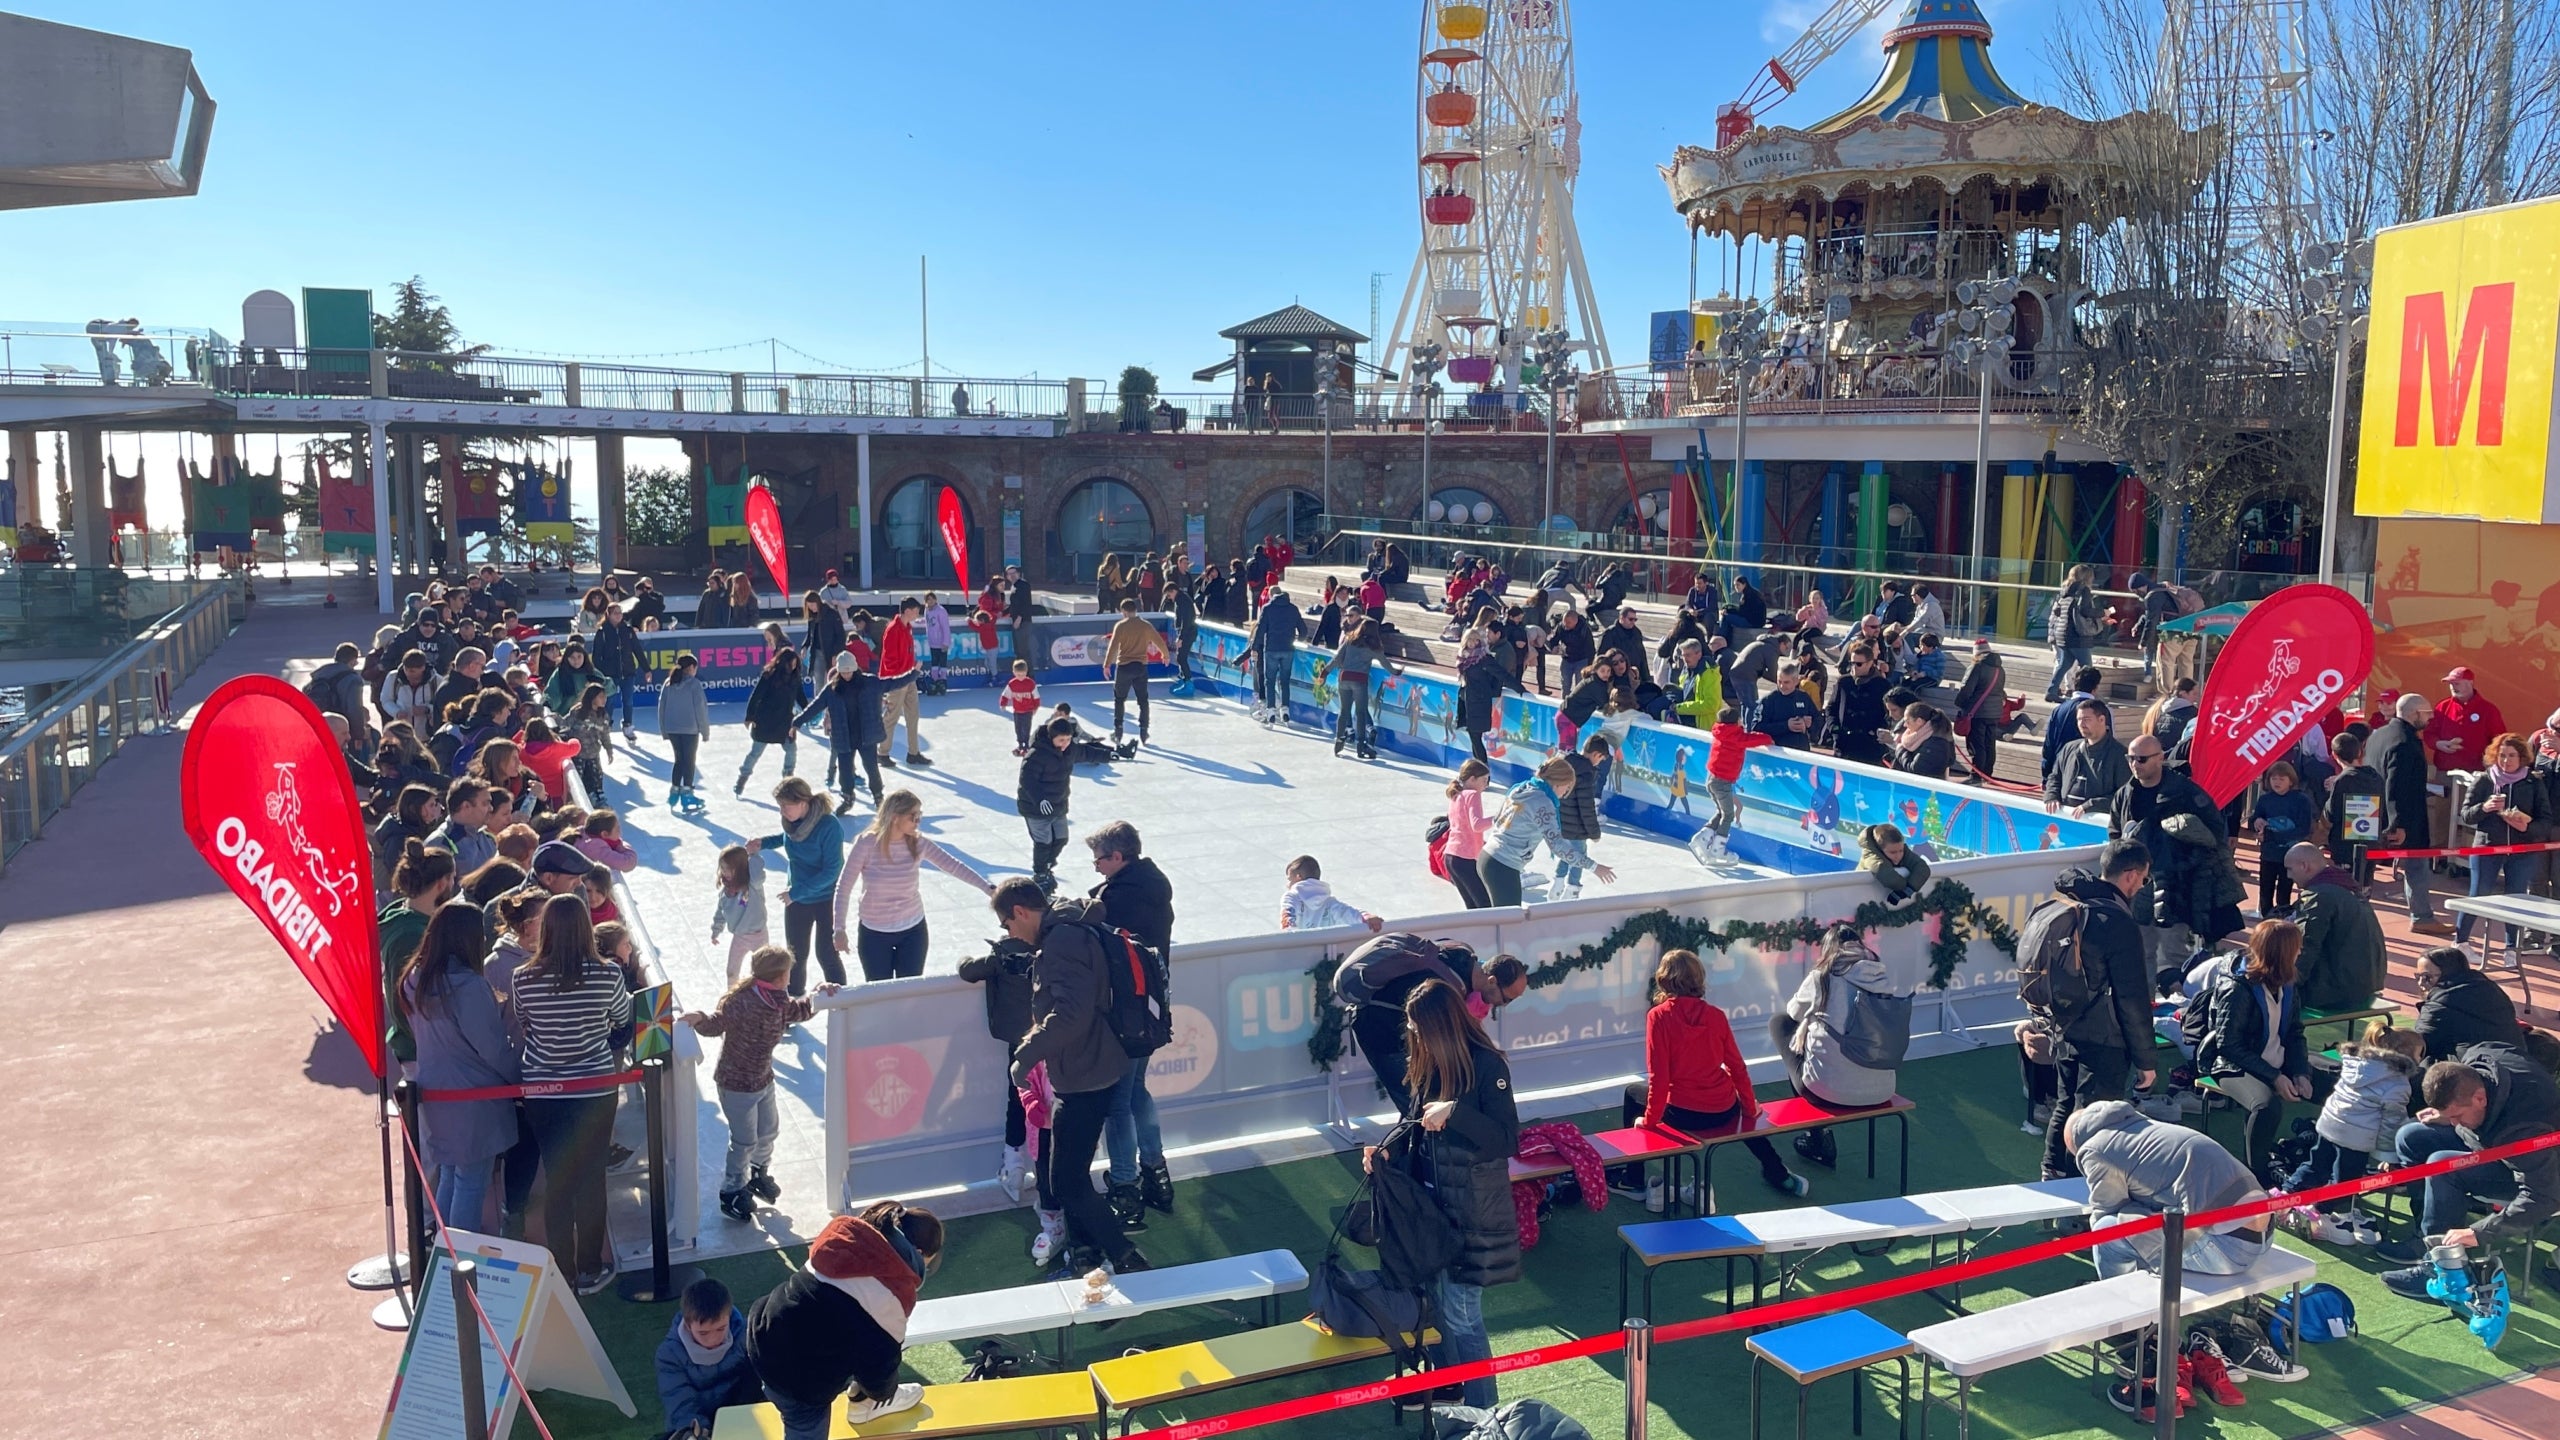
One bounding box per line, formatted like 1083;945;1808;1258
533;1044;2555;1440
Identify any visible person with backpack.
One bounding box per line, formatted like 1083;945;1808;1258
1773;922;1913;1169
744;1203;945;1439
1085;821;1177;1233
306;641;375;749
997;877;1152;1277
1333;933;1527;1116
2043;564;2106;702
2031;840;2161;1182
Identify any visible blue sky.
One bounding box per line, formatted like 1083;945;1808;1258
17;0;2059;394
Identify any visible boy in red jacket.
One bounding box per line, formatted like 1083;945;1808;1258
1706;705;1771;846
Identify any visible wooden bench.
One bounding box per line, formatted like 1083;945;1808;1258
1087;1317;1430;1436
1906;1244;2318;1439
1616;1180;2089;1323
710;1372;1099;1440
908;1249;1309;1362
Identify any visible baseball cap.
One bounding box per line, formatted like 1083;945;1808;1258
531;841;601;879
2445;665;2477;682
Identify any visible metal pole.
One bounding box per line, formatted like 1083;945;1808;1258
618;1055;706;1302
856;433;873;589
1421;390;1434;531
1623;1317;1653;1440
2317;335;2353;587
453;1258;491;1440
1544;381;1559;532
399;1078;430;1312
1322;403;1333;528
370;421;393;613
2155;1208;2185;1440
1971;363;1993;632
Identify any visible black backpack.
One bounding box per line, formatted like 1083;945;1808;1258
2017;896;2099;1031
1082;919;1173;1058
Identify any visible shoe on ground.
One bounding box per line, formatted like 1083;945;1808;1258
1012;746;1028;757
1643;1179;1668;1213
2107;1380;2183;1420
733;777;746;796
2381;1264;2437;1302
1606;1178;1651;1204
719;1187;758;1221
2187;1347;2247;1406
1114;1247;1153;1274
748;1169;780;1203
2226;1341;2307;1382
2374;1235;2429;1265
622;725;637;740
907;754;934;767
607;1142;638;1173
842;1385;925;1425
1773;1170;1811;1198
880;754;899;768
998;1147;1026;1204
1394;1383;1469;1412
575;1262;618;1296
2411;919;2455;937
2346;1212;2385;1246
1792;1132;1838;1168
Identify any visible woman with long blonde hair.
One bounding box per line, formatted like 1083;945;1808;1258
832;788;994;981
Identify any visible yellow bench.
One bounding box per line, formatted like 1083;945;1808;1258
1087;1317;1430;1436
710;1372;1101;1440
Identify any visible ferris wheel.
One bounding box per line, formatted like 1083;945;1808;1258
1382;0;1611;412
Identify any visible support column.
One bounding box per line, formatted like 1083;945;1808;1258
1997;461;2037;637
2112;470;2149;584
1855;461;1888;614
1818;468;1843;576
396;434;425;577
66;426;108;569
8;429;38;536
856;432;873;589
594;433;625;577
1735;458;1766;586
2039;463;2074;580
372;421;395;613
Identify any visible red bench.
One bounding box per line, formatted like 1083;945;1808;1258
1693;1095;1916;1215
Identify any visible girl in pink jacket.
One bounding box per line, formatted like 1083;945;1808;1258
1443;759;1493;909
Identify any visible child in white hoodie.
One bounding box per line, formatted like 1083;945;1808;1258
1277;855;1383;933
2280;1020;2424;1245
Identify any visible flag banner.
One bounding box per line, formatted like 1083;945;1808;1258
109;459;147;530
2190;584;2377;806
179;676;384;1077
705;467;747;546
936;485;970;595
516;463;575;544
246;468;287;534
190;475;255;552
745;484;789;595
315;454;376;555
447;441;504;535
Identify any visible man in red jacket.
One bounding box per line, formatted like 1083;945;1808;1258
876;598;931;767
2430;666;2505;773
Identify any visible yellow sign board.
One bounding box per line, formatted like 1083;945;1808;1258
2357;195;2560;525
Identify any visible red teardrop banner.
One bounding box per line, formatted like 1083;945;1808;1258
745;484;790;597
179;675;384;1077
936;485;971;595
2189;583;2376;807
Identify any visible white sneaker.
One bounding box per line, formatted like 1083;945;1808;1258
997;1145;1026;1204
2347;1212;2386;1246
2305;1212;2364;1246
843;1385;924;1425
1553;882;1582;903
1030;1212;1066;1266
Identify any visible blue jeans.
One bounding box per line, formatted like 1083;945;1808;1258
765;1385;834;1440
434;1158;494;1234
605;674;635;726
1432;1275;1497;1408
1105;1062;1164;1185
2090;1208;2270;1280
739;736;797;785
2456;849;2539;952
1258;651;1293;715
2046;644;2093;699
2396;1119;2518;1237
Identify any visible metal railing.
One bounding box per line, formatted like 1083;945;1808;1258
1588;350;2067;423
0;323;232;388
0;580;233;871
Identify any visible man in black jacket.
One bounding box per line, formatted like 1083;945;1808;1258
1755;662;1821;749
1005;565;1037;671
1825;644;1893;766
1001;878;1150;1276
2108;733;2227;970
2379;1043;2560;1289
2413;945;2527;1060
2044;702;2131;816
2041;841;2161;1182
2373;692;2450;934
1598;607;1647;670
591;605;647;740
1087;820;1176;1228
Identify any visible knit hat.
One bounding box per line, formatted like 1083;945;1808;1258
833;651;857;676
806;1215;923;1343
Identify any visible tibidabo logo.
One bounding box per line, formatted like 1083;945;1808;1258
1145;1004;1220;1096
212;809;339;961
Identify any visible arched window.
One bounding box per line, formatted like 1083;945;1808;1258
1417;486;1505;529
1055;477;1155;582
878;477;980;584
1241;488;1324;555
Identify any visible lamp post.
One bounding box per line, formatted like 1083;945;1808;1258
1411;341;1445;535
1315;346;1337;530
2297;239;2374;587
1714;300;1774;580
1931;273;2021;633
1532;325;1579;541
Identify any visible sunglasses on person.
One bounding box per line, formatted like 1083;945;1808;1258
2130;750;2164;765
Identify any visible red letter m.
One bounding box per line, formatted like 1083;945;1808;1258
2396;282;2516;447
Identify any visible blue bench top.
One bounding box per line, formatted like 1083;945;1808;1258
1745;1309;1913;1381
1620;1215;1761;1261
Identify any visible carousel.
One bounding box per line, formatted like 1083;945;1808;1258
1659;0;2183;413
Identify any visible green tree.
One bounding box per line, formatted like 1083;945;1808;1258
373;277;489;369
623;464;695;547
1118;365;1161;431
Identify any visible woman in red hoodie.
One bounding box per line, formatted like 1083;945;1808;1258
1610;949;1807;1204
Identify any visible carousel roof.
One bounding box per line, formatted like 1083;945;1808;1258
1815;0;2029;131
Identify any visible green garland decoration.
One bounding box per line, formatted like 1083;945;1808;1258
1303;879;2020;1072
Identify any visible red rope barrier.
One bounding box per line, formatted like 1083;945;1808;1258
419;1069;641;1104
396;1119;556;1440
1127;1126;2560;1440
2366;839;2560;861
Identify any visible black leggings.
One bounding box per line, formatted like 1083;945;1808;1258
1448;853;1493;909
1615;1087;1793;1187
668;733;701;789
1477;854;1523;907
830;744;882;803
783;899;844;992
1005;1039;1029;1150
1351;1005;1416;1118
1113;670;1150;737
525;1093;616;1276
856;922;928;981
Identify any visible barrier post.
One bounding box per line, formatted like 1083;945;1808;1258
453;1258;490;1440
617;1056;705;1302
1622;1317;1652;1440
2155;1208;2184;1440
381;1078;430;1331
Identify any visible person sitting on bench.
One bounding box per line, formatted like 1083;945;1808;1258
2377;1042;2560;1289
744;1202;945;1440
1772;922;1913;1169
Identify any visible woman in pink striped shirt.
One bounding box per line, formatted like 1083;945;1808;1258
832;789;995;981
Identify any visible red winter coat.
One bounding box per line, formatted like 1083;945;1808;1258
878;615;919;682
1642;996;1760;1128
1707;722;1770;784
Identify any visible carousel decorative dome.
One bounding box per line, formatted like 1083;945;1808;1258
1815;0;2029;131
